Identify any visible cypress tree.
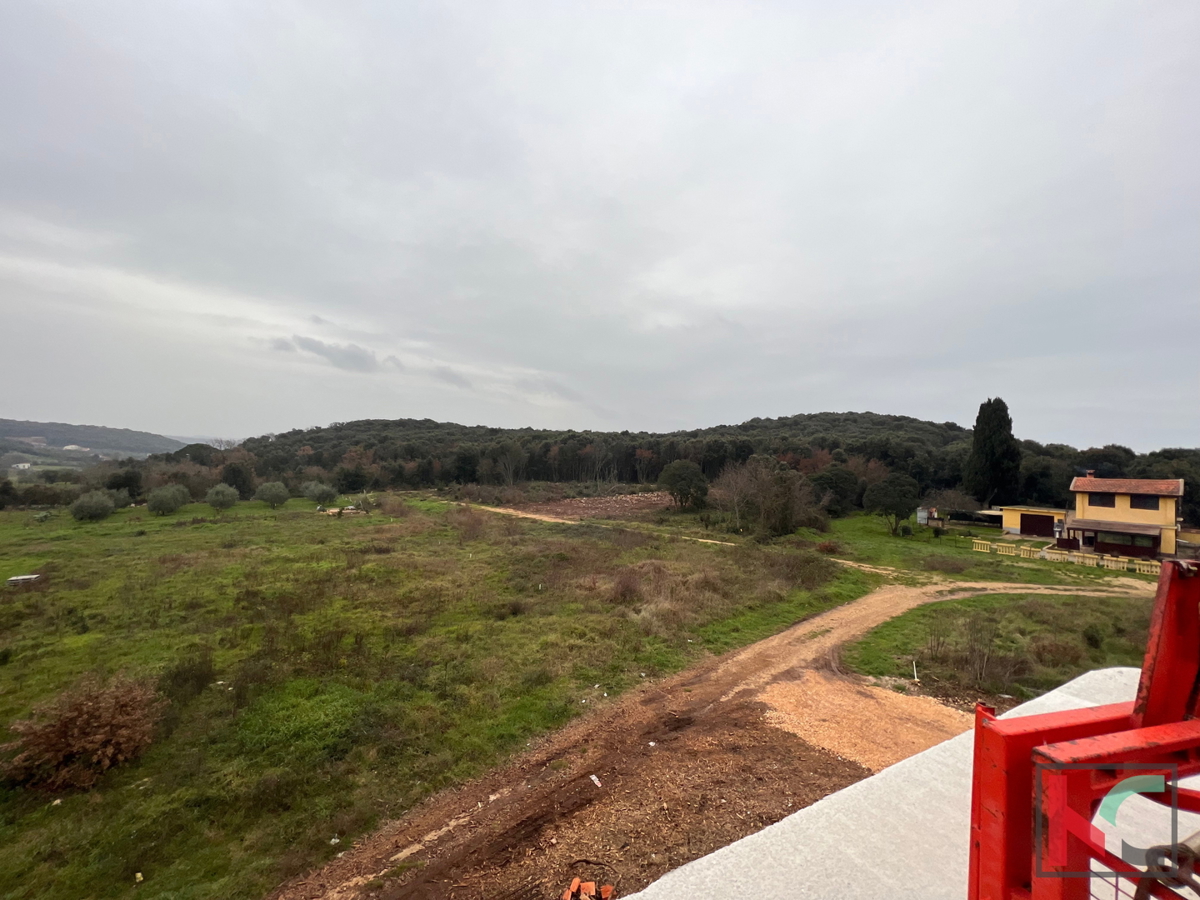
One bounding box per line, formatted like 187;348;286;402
963;397;1021;506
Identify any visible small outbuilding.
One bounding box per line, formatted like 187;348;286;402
997;505;1066;538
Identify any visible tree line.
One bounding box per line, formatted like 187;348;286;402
3;403;1196;527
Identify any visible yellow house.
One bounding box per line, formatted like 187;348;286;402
1063;474;1183;557
998;505;1066;537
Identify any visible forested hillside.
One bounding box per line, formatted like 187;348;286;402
7;409;1197;526
228;411;1197;524
240;412;971;487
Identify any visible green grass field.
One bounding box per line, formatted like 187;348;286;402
0;497;870;900
817;515;1155;587
843;591;1153;697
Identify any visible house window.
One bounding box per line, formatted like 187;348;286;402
1098;532;1132;545
1130;495;1160;510
1089;493;1116;507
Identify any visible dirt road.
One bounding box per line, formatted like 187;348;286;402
271;567;1150;900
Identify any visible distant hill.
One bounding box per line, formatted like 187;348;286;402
240;411;974;485
0;419;184;458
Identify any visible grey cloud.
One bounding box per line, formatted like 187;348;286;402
432;367;472;390
0;2;1196;447
292;336;381;373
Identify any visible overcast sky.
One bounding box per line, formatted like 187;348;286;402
1;2;1197;450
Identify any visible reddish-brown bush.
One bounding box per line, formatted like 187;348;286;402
610;568;642;605
816;540;842;554
1;674;166;791
378;496;411;518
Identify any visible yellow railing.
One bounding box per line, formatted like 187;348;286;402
964;536;1160;575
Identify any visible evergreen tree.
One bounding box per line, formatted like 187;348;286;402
963;398;1021;506
221;461;256;500
658;460;708;509
863;473;920;535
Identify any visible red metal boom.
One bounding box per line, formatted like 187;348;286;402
969;561;1200;900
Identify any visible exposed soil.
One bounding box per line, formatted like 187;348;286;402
271;544;1152;900
485;493;673;522
759;672;973;771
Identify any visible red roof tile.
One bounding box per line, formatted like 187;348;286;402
1069;477;1184;497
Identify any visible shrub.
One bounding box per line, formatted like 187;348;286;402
711;456;824;536
23;483;82;507
658;460;708;509
1082;623;1106;650
610;568;643;605
220;461;256;499
302;481;338;505
816;540;842;554
379;496;411;517
105;469;143;499
254;482;290;509
206;483;239;512
1030;634;1085;667
70;491;115;522
106;488;131;508
158;647;215;705
147;484;190;516
447;506;484;540
1;674;166;791
923;555;969;574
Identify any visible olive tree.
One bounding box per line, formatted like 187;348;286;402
302;481;338;505
147;484;190;516
254;482;290;509
205;483;239;513
70;490;115;522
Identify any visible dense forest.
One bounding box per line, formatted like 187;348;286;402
5;409;1198;526
228;411;1199;525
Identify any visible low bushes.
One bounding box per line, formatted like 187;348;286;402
923;555;970;574
845;592;1154;696
70;490;114;522
302;481;338;505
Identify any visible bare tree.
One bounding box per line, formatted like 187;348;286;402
711;456;824;536
494;442;527;487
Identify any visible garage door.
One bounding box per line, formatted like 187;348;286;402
1020;514;1056;537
